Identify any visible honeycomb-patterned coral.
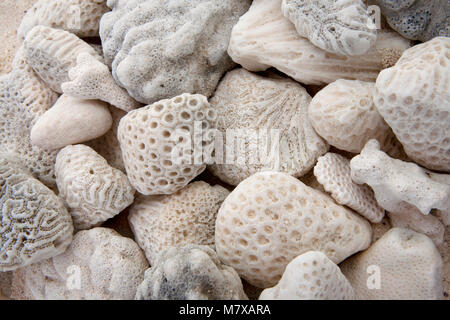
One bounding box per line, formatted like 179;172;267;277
259;251;354;300
55;145;135;230
282;0;377;56
314;153;385;223
18;0;109;40
0;47;59;188
10;228;149;300
0;154;73;272
374;37;450;172
118;93;217;195
208;68;328;186
23;25;103;93
215;171;372;288
128;181;229;266
308;79;394;154
228;0;411;85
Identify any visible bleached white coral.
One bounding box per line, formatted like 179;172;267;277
374;37;450;172
282;0;377;56
100;0;251;104
55;145;135;230
259;251;354;300
228;0;411;85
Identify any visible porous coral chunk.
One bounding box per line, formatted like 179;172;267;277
259;251;354;300
135;245;247;300
118;93;217;195
215;171;372;288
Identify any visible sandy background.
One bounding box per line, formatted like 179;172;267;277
0;0;37;75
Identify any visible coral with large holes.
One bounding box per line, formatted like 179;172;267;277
118;93;217;195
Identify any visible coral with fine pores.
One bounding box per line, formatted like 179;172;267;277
135;245;248;300
31;95;113;151
374;37;450;172
0;154;73;272
308;79;394;154
215;171;372;288
282;0;377;56
100;0;251;104
128;181;229;266
118;93;217;195
10;228;149;300
314;153;385;223
55;145;135;230
372;0;449;42
350;140;450;216
23;26;103;93
62;52;141;112
228;0;411;85
0;47;59;188
259;251;355;300
18;0;109;40
208;68;328;186
340;228;443;300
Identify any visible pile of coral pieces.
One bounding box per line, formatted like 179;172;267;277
0;0;448;300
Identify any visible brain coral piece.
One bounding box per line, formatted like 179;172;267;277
23;26;103;93
55;145;135;230
314;153;385;223
208;68;328;186
135;245;247;300
31;95;113;150
118;93;217;195
282;0;377;56
0;154;73;272
62;52;141;112
308;79;394;154
87;105;127;172
0;47;59;188
350;140;450;216
259;251;354;300
18;0;109;40
99;0;251;104
128;181;229;266
215;171;372;288
340;228;443;299
372;0;449;41
10;228;149;300
228;0;411;86
374;37;450;172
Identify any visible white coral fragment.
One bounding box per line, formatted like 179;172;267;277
259;251;354;300
62;52;141;112
228;0;411;85
340;228;443;300
215;171;372;288
0;154;73;272
350;140;450;216
209;68;328;186
128;181;229;266
282;0;377;56
314;153;385;223
18;0;109;40
23;26;103;93
118;93;217;195
308;79;394;154
10;228;149;300
374;37;450;172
